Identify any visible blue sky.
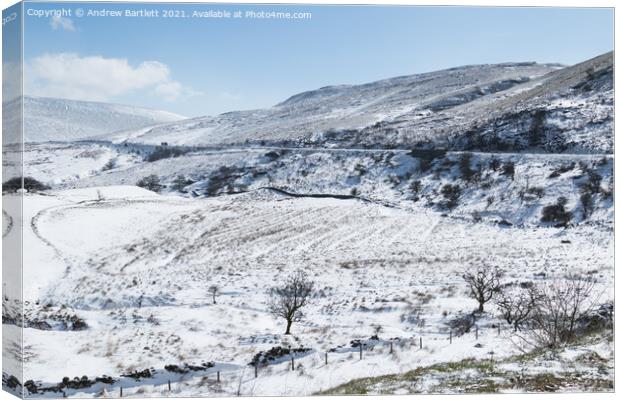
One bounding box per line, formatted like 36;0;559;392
21;2;613;117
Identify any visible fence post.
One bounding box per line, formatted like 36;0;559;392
475;326;479;340
168;380;171;391
389;341;393;354
254;363;258;378
291;356;295;371
449;330;452;344
120;387;123;398
325;353;328;365
419;337;422;349
217;371;220;383
359;344;363;360
498;324;501;336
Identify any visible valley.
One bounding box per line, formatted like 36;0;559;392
2;51;615;396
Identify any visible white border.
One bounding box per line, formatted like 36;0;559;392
0;2;616;400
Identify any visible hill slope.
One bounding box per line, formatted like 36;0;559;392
2;96;185;143
108;52;613;153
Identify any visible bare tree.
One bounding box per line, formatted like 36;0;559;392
462;266;500;313
528;275;596;348
495;286;536;331
208;285;220;304
268;270;315;335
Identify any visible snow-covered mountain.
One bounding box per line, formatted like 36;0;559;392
2;96;185;143
108;52;612;153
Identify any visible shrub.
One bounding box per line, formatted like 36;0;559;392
354;163;367;176
582;171;602;194
580;192;594;218
440;184;461;209
458;153;474;181
136;175;163;192
2;177;49;193
496;286;536;331
526;187;545;199
102;159;116;171
501;161;515;181
146;146;188;162
528;276;597;348
171;175;194;192
410;180;422;195
489;157;501;172
549;162;575;178
541;197;572;226
447;312;475;336
486;196;495;208
418;158;433;173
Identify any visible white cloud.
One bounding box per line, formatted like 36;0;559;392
25;53;197;102
50;15;75;32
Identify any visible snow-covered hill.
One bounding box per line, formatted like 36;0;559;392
3;52;614;397
107;52;612;153
2;96;185;144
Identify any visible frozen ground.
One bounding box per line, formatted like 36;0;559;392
2;170;614;396
2;52;614;397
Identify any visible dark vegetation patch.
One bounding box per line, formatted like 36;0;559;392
2;177;49;193
249;346;312;366
121;369;154;380
146;146;189;162
541;197;572;227
164;362;214;374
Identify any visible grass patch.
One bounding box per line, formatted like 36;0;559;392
318;330;613;395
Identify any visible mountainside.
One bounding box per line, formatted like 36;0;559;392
108;52;613;153
2;96;186;144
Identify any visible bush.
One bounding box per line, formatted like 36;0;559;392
458;153;474;181
354;163;367;176
440;184;461;209
146;146;188;162
410;180;422;195
136;175;163;192
489;157;501;172
486;196;495;208
526;186;545;199
171;175;194;192
418;158;433;173
502;161;515;181
496;286;536;331
580;192;594;219
3;177;49;193
529;276;597;348
549;162;575;178
101;159;116;171
582;171;602;194
541;197;572;226
447;312;475;336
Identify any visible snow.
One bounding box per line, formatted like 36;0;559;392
8;181;612;396
2;52;614;397
2;96;185;144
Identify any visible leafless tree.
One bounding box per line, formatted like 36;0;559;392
268;270;315;335
208;285;220;304
496;285;536;331
462;266;500;313
528;275;597;348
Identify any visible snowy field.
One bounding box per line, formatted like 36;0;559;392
2;149;614;396
1;51;614;396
